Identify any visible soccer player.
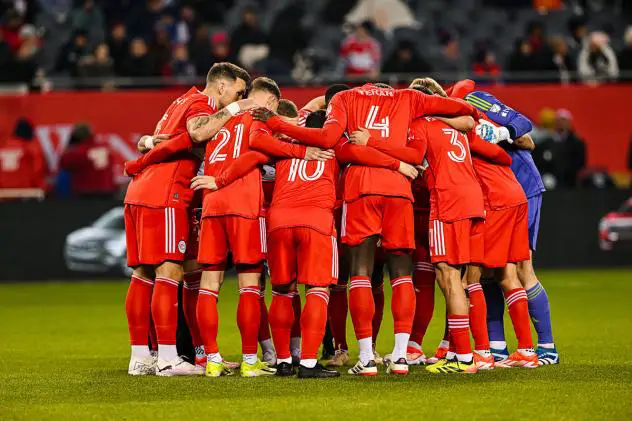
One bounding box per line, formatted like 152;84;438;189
253;83;477;376
123;62;254;376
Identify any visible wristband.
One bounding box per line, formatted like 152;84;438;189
145;136;154;150
226;102;240;116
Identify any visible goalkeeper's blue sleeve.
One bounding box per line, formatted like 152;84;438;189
464;91;533;139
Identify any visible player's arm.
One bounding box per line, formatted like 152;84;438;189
412;91;477;118
301;96;326;113
125;131;192;176
513;133;535;151
335;138;418;179
434;116;475;132
190;150;271;192
348;128;425;165
187;98;256;143
469;133;512;166
250;121;335;161
465;91;533;139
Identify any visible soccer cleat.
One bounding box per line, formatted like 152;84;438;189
326;349;350;367
406;346;427;365
348;360;378;376
427;344;449;364
194;346;207;368
240;359;277;377
536;347;559;365
496;350;539;368
473;351;495;370
426;358;477;374
128;356;156;376
386;357;409;375
205;360;233;377
373;347;384;365
155;356;204;376
491;346;509;362
298;363;341;378
275;362;296;377
262;349;277;367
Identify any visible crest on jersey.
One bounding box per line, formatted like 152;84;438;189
490;104;501;113
178;240;187;254
262;164;276;181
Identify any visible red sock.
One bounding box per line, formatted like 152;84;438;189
328;284;348;350
301;289;330;360
448;314;472;355
183;271;203;347
390;276;416;334
149;318;158;351
291;292;302;339
467;283;490;351
372;282;384;340
410;263;435;346
258;290;272;342
125;274;154;346
504;288;534;349
349;276;374;340
237;287;261;355
151;277;179;345
269;291;294;360
196;288;219;354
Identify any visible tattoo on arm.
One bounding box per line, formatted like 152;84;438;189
187;109;232;142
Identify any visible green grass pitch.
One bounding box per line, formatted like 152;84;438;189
1;268;631;420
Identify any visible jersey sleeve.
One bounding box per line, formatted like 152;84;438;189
446;79;476;99
265;94;346;149
249;121;307;159
410;90;476;119
465;91;533;139
468;132;512;166
335;138;400;170
366;137;426;165
185;96;217;122
216;151;269;188
124;131;192;176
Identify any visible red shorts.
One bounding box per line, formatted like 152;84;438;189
341;195;414;250
197;215;266;266
413;211;431;265
267;227;338;287
185;208;201;261
483;204;530;268
429;218;484;266
124;204;189;267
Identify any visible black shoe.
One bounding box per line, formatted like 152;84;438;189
275;362;295;377
297;363;341;378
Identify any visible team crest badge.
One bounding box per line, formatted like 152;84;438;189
178;240;187;253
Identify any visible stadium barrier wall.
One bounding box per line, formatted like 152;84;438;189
0;84;630;179
0;189;629;281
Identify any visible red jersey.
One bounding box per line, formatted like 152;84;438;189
0;137;46;189
59;138;116;194
468;131;527;210
125;87;214;208
411;117;484;222
202;112;262;219
268;155;340;236
340;34;381;76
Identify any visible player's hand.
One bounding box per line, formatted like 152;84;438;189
415;163;428;177
152;133;172;145
251;107;277;122
190;175;219;191
475;119;500;143
349;127;370;146
304;147;335;162
398;161;419;180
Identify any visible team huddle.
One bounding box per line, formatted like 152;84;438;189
122;62;559;378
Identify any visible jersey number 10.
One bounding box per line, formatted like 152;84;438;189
288;159;325;182
209;123;245;164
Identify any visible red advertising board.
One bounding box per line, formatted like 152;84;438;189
0;84;629;184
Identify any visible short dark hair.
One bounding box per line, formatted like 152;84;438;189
373;82;392;89
277;99;298;118
306;110;326;129
250;76;281;100
325;84;350;107
207;62;251;85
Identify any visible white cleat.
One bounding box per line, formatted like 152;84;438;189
128;356;156;376
373;347;384;365
155;356;204;377
348;360;378;376
386;357;409;375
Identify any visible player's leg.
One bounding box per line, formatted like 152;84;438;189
370;250;385;364
182;260;204;366
326;243;350;367
258;269;276;366
481;272;508;361
290;289;302;365
464;264;494;370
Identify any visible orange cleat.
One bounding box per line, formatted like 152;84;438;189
426;344;449;364
406;346;427;365
496;350;539;368
473;351;495;370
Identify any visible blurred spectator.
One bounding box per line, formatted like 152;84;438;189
171;44;196;77
122;38;155;77
530;107;557;145
79;43;114;78
231;7;268;71
266;2;308;76
340;21;381;78
189;24;213;76
472;46;500;81
322;0;356;25
526;21;546;53
578;32;619;83
507;39;539;73
150;25;173;75
567;15;588;57
35;1;73;72
536;109;586;189
12;24;41;83
209;31;234;67
550;35;575;83
533;0;562;11
56;30;90;76
0;118;46;190
59;123;116;197
0;31;13;81
107;23;128;76
1;8;24;52
382;40;431;74
434;32;464;74
69;0;105;47
182;0;234;25
174;5;195;45
617;26;632;78
345;0;418;34
127;0;173;40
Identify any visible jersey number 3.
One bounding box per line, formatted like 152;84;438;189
209;123;245;164
442;128;469;163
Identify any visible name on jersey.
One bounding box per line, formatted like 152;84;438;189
358;89;394;97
